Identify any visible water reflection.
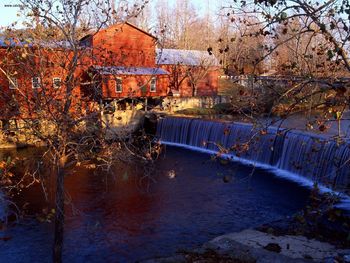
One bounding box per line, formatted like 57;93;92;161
0;146;310;262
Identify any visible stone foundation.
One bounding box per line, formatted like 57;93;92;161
101;109;145;139
162;96;230;112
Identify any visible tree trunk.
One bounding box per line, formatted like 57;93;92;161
191;82;197;97
53;158;66;263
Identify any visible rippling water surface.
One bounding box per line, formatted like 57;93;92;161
0;146;310;262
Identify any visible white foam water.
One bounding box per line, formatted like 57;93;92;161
157;117;350;211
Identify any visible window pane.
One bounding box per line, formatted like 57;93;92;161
150;77;156;92
9;78;18;89
116;78;122;92
32;77;40;89
53;78;61;89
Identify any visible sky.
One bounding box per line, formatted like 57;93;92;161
0;0;223;28
0;0;22;27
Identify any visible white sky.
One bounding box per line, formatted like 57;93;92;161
0;0;22;27
0;0;223;28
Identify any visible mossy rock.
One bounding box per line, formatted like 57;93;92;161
175;108;217;116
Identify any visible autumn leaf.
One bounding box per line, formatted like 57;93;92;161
260;129;267;135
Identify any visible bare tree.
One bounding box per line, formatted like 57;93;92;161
214;0;350;133
223;0;350;75
0;1;158;262
215;13;267;75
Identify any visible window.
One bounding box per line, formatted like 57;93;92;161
115;78;122;93
8;77;18;89
53;77;61;89
32;77;40;89
150;77;156;92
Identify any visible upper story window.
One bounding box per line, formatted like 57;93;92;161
53;77;62;89
115;78;122;93
32;77;40;89
150;77;156;92
8;77;18;89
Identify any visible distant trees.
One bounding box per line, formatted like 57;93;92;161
270;18;341;77
154;0;214;50
223;0;350;77
214;0;350;133
215;15;267;75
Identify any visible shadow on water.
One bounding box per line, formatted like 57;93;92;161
0;146;311;262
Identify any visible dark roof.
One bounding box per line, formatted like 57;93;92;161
0;36;71;49
156;48;219;66
92;66;169;75
0;37;31;47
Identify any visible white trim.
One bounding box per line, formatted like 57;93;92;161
32;77;40;89
52;77;61;89
115;77;122;93
150;77;156;92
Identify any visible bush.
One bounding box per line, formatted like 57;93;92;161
212;103;235;114
175;108;216;116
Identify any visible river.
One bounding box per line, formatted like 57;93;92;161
0;146;310;262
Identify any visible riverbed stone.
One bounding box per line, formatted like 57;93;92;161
139;254;187;263
206;229;350;262
140;228;350;262
204;237;309;263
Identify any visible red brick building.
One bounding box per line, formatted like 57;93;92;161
81;23;171;100
0;22;219;120
157;48;219;97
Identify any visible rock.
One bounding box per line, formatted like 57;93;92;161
203;238;257;263
84;163;96;169
207;229;348;262
167;170;176;179
140;228;350;263
139;254;186;263
204;236;309;263
343;254;350;262
0;236;12;241
302;254;313;260
223;175;231;183
264;243;281;253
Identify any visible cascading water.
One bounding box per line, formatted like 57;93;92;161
157;117;350;195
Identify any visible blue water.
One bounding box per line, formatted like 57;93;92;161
0;147;310;262
156;117;350;209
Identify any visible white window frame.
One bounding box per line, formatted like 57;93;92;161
150;77;156;92
32;76;41;89
53;77;62;89
8;77;18;89
115;77;122;93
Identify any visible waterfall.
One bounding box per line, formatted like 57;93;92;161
157;117;350;196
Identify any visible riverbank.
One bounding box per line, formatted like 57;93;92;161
140;186;350;263
141;231;349;262
162;161;350;262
